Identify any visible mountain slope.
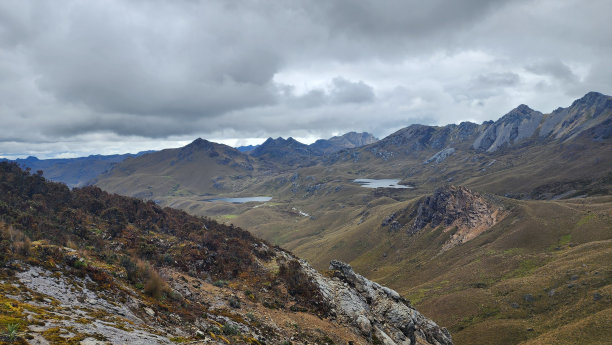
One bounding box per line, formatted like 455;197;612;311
0;162;453;345
93;138;260;199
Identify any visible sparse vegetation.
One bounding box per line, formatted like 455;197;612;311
3;323;19;342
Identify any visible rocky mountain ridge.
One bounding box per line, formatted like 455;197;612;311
250;132;378;166
364;92;610;158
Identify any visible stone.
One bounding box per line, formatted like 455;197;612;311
144;307;155;317
511;303;520;309
356;314;372;335
523;294;534;303
593;293;602;301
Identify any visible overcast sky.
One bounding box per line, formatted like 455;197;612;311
1;0;611;158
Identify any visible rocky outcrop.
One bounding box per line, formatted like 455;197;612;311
294;258;454;345
473;105;543;152
423;148;455;164
410;185;504;250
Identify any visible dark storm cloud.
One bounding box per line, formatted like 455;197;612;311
311;0;507;37
0;0;611;157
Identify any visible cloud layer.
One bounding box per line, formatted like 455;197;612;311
1;0;610;158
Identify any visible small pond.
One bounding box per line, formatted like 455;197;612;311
202;196;272;204
353;179;413;189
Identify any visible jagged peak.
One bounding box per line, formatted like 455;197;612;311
502;104;541;119
259;137;306;146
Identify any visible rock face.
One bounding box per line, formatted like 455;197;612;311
423;148;455;164
473;104;543;152
297;258;454;345
410;185;504;250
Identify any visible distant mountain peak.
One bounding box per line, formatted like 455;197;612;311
514;104;534;113
571;91;608;107
473;104;543;152
503;104;540;119
310;131;378;154
184;137;215;151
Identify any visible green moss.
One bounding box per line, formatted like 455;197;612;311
505;258;542;278
406;288;429;305
576;213;595;227
558;234;572;246
42;327;88;344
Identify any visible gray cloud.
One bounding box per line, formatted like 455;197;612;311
526;59;578;83
0;0;611;157
329;78;375;104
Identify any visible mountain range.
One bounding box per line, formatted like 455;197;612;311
1;152;151;188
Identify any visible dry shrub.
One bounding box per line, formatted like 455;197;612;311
144;267;166;299
278;259;329;315
65;239;78;250
3;225;32;257
14;237;31;256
